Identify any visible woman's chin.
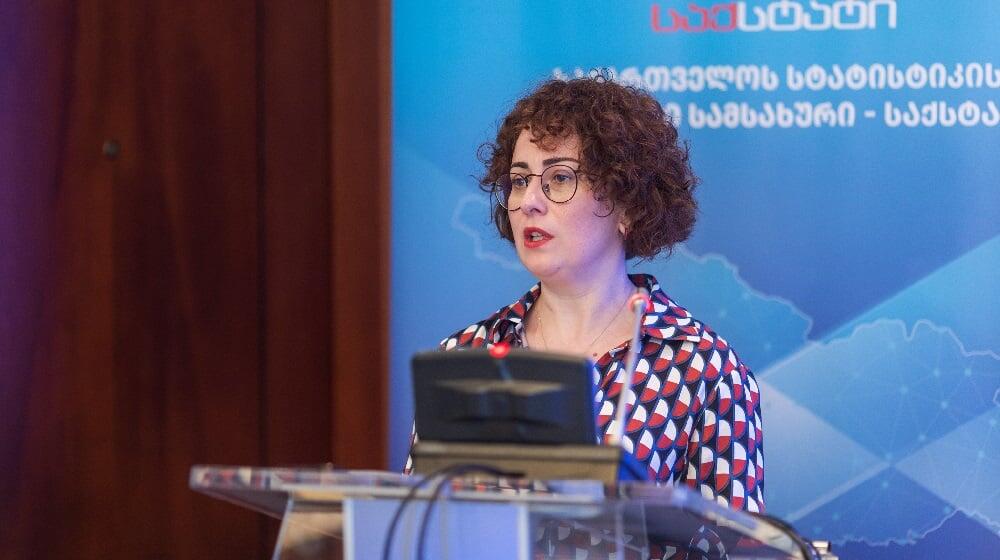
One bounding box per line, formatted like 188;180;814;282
520;256;563;282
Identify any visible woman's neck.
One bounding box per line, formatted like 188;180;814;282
530;263;637;355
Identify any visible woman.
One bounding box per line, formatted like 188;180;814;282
435;76;764;517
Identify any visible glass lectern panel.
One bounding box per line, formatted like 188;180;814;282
190;465;813;560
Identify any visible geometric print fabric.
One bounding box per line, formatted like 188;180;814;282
440;273;765;514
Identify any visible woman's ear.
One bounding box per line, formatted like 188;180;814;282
617;212;630;237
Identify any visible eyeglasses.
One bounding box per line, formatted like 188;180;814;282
492;164;581;211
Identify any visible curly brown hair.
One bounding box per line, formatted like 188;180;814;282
479;76;698;260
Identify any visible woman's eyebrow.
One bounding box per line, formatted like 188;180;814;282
510;157;581;170
542;156;580;166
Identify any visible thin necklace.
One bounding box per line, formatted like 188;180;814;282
535;290;633;358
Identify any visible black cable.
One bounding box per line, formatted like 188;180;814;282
381;467;443;560
380;464;510;560
416;464;507;560
748;511;822;560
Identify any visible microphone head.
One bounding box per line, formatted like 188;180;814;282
628;289;652;313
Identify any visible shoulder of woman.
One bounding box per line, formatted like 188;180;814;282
439;311;504;350
438;285;539;350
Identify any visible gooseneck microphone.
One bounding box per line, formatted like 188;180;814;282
608;288;652;447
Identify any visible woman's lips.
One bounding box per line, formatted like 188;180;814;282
522;227;553;249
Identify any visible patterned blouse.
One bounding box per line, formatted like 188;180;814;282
433;273;764;514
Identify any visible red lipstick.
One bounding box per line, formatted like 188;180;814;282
522;227;553;249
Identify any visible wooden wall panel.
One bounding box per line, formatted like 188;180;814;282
329;0;390;471
1;2;124;556
0;0;388;557
110;3;265;557
0;7;73;551
1;2;268;557
262;1;334;468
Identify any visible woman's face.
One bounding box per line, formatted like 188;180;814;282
507;129;625;283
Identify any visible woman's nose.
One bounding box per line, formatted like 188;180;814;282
518;176;547;213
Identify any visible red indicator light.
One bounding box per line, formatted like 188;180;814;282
489;342;511;359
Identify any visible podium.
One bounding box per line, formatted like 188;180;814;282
191;465;816;559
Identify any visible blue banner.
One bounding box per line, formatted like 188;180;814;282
392;1;1000;556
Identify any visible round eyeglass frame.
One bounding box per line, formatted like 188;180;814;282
492;164;582;211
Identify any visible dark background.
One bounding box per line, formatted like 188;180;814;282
0;1;389;557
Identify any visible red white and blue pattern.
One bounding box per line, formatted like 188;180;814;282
437;274;765;515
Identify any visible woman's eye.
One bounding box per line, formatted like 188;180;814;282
510;176;528;188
